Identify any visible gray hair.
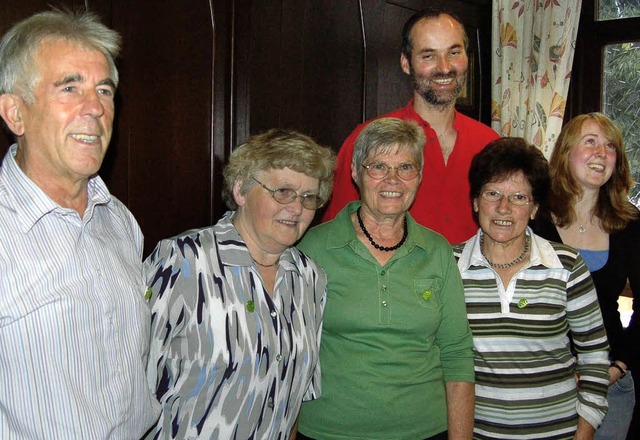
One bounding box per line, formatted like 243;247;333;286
223;128;336;210
351;117;425;180
0;9;121;103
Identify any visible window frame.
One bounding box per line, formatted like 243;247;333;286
568;1;640;118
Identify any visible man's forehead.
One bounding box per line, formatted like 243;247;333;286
34;38;111;79
38;37;103;55
411;15;464;41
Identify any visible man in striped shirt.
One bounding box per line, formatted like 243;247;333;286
0;10;159;438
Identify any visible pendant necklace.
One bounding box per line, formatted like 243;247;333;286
356;207;407;252
480;234;530;269
577;213;595;234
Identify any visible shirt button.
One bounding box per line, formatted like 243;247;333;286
380;270;386;276
276;354;282;362
381;285;387;291
267;399;274;409
382;301;388;307
270;311;277;318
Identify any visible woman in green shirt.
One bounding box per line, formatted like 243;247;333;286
295;117;475;440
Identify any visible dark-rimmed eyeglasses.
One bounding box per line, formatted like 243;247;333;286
362;162;419;180
252;177;324;210
480;190;531;206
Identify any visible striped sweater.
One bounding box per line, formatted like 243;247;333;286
453;229;609;440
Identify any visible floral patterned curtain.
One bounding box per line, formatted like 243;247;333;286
491;0;582;157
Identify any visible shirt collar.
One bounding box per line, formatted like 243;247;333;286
457;227;563;272
216;210;301;274
0;144;112;233
406;98;462;130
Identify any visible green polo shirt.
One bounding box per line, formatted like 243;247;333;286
297;202;474;440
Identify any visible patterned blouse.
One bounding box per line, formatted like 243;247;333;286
144;211;327;439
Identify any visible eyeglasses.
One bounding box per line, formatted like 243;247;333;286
362;162;420;180
252;177;324;210
480;190;531;206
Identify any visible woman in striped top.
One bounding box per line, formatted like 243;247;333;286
452;138;610;440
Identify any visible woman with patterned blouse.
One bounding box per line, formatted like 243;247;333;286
143;129;335;439
453;138;610;440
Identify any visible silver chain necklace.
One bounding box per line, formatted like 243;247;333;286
480;234;530;269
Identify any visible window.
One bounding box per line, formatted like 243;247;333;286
570;1;640;206
598;0;640;20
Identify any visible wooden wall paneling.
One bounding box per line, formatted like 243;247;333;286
476;11;493;126
363;0;413;120
358;0;385;123
296;1;365;150
230;0;252;151
112;0;216;255
246;0;365;151
214;0;242;223
244;1;287;137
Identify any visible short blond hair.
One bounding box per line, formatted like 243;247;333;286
223;129;336;210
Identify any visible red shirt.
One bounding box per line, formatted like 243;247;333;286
322;100;500;243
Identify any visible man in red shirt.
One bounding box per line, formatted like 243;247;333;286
322;8;499;244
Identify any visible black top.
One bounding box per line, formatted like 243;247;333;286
532;211;640;369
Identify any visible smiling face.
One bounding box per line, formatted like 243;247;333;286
569;119;617;191
474;171;538;248
11;38;115;189
400;15;468;107
233;167;319;256
353;146;421;221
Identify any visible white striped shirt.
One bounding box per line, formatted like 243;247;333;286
453;229;609;439
0;145;160;439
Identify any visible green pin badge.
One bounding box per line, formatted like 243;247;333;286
422;289;432;301
246;300;255;313
517;298;528;309
144;287;152;301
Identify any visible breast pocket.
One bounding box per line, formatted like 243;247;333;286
413;278;442;309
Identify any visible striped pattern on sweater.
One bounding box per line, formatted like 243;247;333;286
454;231;609;440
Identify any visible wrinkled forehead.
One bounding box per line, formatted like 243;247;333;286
32;37;116;83
35;37;107;63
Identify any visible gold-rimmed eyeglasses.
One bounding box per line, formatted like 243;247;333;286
480;190;531;206
362;162;419;180
252;177;324;210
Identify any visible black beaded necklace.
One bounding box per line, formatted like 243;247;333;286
356;207;408;252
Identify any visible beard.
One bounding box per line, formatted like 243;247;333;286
409;66;467;107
